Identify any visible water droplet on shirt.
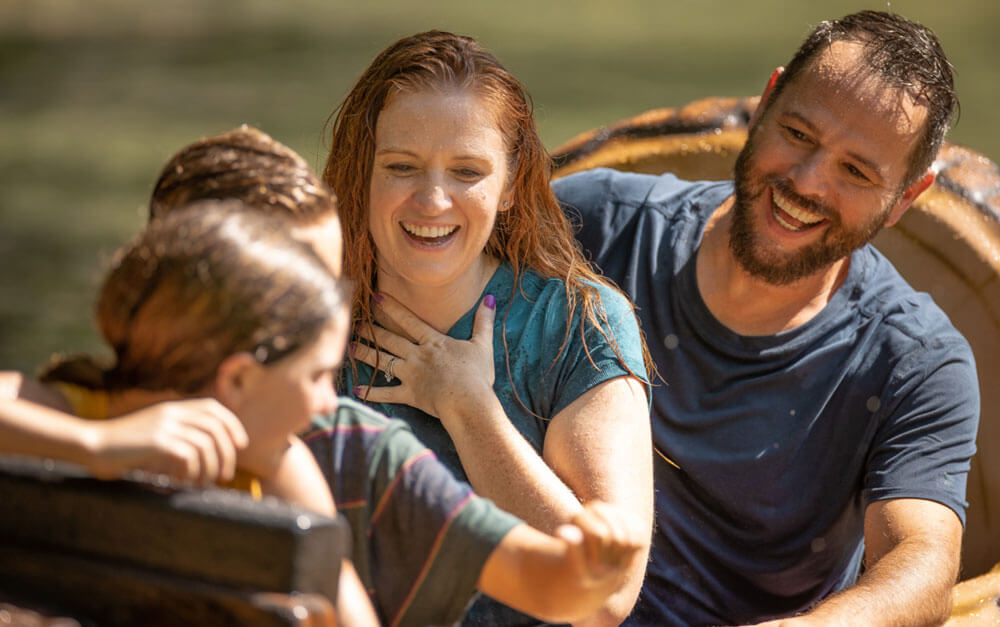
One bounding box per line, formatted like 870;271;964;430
664;334;679;350
866;396;881;413
811;537;827;552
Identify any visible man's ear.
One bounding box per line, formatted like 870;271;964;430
748;67;784;128
885;170;935;227
214;352;261;410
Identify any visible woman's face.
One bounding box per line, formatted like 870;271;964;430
233;315;347;476
368;87;510;294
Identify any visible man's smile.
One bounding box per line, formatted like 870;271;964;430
771;188;826;232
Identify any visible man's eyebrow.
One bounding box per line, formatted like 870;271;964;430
784;111;885;179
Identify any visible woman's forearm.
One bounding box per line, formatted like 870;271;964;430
439;391;583;533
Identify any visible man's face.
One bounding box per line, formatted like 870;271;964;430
730;41;929;285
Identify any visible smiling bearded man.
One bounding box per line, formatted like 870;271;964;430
553;10;979;627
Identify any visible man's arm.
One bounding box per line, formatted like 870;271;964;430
749;498;962;627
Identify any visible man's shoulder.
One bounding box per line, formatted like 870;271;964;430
853;246;974;366
552;167;669;204
858;247;965;332
553;167;729;215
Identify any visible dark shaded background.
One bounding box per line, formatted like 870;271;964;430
1;0;997;372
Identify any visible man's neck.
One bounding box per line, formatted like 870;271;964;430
695;196;850;337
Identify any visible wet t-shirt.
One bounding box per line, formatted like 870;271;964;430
554;168;979;626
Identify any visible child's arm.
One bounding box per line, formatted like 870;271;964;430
0;370;248;483
261;436;380;626
336;559;381;627
478;500;645;625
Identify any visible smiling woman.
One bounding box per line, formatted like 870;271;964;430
324;30;655;626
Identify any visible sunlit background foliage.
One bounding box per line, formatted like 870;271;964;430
1;0;997;372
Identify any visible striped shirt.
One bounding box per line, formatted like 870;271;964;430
303;398;520;627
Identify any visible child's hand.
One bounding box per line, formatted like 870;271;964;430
556;500;644;589
88;398;248;485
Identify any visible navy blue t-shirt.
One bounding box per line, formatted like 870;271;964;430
554;168;979;626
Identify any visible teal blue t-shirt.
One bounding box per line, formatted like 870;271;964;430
343;262;649;484
343;262;648;626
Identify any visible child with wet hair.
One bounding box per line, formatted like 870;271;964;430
150;124;343;276
1;126;342;487
1;200;379;625
2;200;346;505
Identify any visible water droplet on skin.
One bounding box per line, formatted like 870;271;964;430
296;515;312;530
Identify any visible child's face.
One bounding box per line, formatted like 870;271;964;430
235;313;348;476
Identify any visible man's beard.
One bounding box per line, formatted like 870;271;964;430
728;129;896;286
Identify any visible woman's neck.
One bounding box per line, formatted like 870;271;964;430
375;254;500;334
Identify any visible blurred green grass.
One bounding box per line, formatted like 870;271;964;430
1;0;997;372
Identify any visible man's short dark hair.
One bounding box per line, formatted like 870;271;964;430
766;10;959;186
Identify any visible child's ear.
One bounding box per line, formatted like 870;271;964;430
214;352;261;410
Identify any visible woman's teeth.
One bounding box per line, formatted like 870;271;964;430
402;223;457;238
772;191;824;231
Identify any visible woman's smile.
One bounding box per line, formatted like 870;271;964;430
400;221;461;246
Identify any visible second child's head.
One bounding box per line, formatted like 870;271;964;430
151;125;344;277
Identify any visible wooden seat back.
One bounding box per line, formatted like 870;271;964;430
0;455;349;626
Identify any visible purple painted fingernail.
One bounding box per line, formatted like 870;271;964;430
374;293;384;304
484;294;495;310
